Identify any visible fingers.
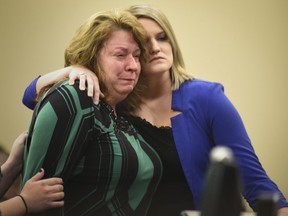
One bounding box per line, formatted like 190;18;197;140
45;180;64;192
79;73;87;91
29;168;45;181
43;181;65;208
86;77;94;97
49;199;65;209
14;131;28;145
68;65;84;86
68;68;90;91
68;72;77;85
68;65;103;104
42;177;64;187
20;131;28;140
28;169;64;190
84;73;104;104
48;189;65;200
7;131;29;166
85;74;104;104
86;76;103;104
28;171;64;198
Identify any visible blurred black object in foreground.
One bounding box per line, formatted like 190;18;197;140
201;146;242;216
257;192;279;216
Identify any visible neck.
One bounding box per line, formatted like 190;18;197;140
141;72;172;100
105;96;120;116
135;72;176;127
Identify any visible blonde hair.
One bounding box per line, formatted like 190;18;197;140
128;4;193;90
39;10;147;109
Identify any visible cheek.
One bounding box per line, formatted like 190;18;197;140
136;63;141;74
169;54;174;65
139;61;149;73
166;46;173;59
166;48;174;66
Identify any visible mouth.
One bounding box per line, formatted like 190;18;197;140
120;78;136;83
149;56;163;63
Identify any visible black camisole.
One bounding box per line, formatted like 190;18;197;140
128;116;194;216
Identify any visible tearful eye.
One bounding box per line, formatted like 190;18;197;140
116;54;125;57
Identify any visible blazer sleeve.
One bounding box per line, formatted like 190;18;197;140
22;76;41;110
207;84;288;210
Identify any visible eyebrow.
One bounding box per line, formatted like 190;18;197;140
113;46;140;52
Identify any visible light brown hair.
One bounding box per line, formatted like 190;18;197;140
38;9;147;111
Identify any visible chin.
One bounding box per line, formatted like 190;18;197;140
119;87;134;95
144;66;170;74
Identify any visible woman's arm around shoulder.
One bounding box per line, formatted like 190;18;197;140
22;65;101;110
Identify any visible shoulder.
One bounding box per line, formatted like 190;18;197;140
174;78;224;101
172;78;230;112
39;80;93;111
179;78;224;93
44;81;78;97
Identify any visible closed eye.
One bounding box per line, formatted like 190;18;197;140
157;32;169;41
133;52;141;62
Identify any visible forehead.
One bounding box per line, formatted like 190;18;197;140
103;30;139;50
138;18;163;35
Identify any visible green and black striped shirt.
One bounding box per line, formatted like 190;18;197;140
23;81;162;216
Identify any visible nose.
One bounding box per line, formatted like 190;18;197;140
149;39;160;55
125;55;139;72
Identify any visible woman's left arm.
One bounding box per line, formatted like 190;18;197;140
22;65;101;110
208;84;288;211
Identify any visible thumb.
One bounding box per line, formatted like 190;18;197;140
29;168;45;182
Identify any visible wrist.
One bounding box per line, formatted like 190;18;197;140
36;66;72;93
18;194;29;215
3;159;22;176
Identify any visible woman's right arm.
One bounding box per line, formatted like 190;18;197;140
22;66;101;110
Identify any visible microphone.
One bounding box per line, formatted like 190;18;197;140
201;146;242;216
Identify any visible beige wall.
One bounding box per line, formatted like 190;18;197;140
1;0;287;201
